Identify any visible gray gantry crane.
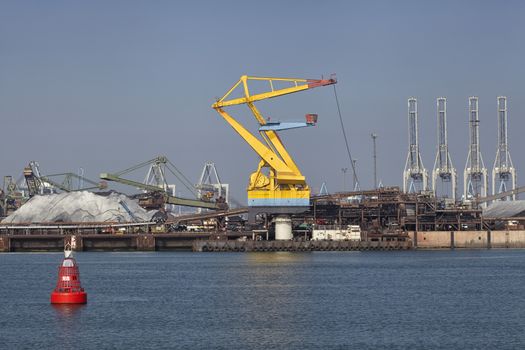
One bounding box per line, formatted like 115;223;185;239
463;97;488;202
403;97;428;193
432;97;457;200
195;162;229;213
492;96;517;200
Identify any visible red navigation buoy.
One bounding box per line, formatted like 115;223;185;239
50;246;87;304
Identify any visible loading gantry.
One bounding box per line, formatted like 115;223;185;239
212;75;336;237
432;97;457;200
403;98;428;193
464;97;488;202
100;156;227;213
492;96;517;199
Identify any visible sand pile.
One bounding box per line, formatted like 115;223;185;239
2;191;153;223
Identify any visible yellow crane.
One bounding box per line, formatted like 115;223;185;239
212;75;336;217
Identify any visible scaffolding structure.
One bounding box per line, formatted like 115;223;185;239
311;187;483;234
492;96;517;199
403;98;428;193
432;98;457;200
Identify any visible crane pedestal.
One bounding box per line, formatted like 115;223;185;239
248;206;309;240
248;206;308;222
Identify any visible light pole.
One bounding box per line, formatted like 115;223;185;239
341;167;348;192
352;159;358;191
371;133;377;189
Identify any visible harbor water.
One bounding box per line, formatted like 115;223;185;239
1;250;525;349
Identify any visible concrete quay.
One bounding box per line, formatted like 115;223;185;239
410;230;525;249
193;239;411;252
2;230;525;252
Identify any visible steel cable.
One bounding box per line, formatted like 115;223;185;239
333;85;359;190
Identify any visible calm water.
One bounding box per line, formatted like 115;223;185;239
1;250;525;349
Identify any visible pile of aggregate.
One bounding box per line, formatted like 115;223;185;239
1;191;153;223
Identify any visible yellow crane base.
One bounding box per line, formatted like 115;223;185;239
247;189;310;207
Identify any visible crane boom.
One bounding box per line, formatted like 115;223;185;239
100;173;223;210
475;185;525;204
40;173;107;192
214;75;336;108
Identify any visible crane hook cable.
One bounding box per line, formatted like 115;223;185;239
333;85;360;190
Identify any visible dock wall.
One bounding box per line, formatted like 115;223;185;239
0;233;212;252
193;239;411;252
3;230;525;252
410;230;525;249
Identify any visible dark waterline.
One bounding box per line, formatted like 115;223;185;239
1;250;525;349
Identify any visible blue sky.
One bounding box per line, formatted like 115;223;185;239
1;0;524;202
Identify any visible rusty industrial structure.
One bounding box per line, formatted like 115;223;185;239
309;187;482;232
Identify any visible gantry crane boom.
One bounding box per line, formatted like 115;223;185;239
474;185;525;205
42;173;107;192
212;75;336;209
215;76;336;107
100;173;224;210
23;162;106;196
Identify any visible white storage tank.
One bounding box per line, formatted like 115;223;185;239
274;215;293;240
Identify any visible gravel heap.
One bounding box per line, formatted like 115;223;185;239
2;191;153;223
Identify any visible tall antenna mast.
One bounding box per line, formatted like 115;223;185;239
492;96;517;199
463;96;488;202
403;97;428;193
432;98;457;200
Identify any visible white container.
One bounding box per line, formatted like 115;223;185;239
312;225;361;241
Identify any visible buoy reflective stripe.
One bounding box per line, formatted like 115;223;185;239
50;246;87;304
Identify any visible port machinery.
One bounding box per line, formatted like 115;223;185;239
492;96;517;199
464;97;488;202
212;75;336;239
23;161;107;197
432;98;457;201
403;98;428;193
100;156;228;223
